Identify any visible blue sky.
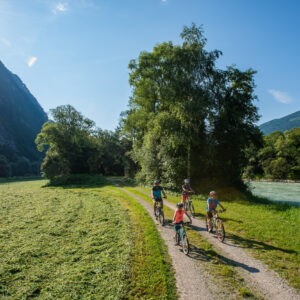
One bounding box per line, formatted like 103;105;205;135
0;0;299;130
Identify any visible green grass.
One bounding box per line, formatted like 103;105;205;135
120;177;300;290
115;180;261;299
103;184;177;299
0;176;177;299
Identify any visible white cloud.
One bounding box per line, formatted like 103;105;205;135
1;38;11;47
27;57;37;67
268;89;293;104
53;2;68;14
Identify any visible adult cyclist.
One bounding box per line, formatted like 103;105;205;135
151;180;167;215
181;179;194;206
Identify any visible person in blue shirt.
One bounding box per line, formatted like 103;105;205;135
206;191;225;233
151;180;167;215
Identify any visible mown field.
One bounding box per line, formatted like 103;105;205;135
0;177;176;299
119;178;300;291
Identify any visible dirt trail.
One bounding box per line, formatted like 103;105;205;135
108;178;217;300
119;180;300;300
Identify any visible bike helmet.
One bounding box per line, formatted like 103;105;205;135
209;191;216;196
184;179;190;184
154;180;160;184
177;202;184;208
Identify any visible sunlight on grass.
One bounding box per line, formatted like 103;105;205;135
0;177;177;299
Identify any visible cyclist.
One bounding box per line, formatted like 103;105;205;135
151;180;167;215
173;202;192;245
207;191;225;233
181;179;194;206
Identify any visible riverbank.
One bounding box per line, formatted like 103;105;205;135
244;179;300;183
247;181;300;206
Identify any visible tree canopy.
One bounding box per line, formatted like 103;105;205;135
121;24;261;190
244;127;300;180
36;105;129;180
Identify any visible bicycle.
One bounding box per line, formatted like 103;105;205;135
184;193;195;218
175;222;190;255
206;210;226;242
154;198;165;226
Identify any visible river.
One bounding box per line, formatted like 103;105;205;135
247;181;300;206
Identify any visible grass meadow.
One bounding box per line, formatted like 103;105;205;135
0;177;176;299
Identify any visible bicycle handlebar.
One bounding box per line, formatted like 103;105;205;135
173;221;191;226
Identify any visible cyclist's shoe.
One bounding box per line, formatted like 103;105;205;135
208;228;212;233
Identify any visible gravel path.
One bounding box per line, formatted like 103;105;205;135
108;178;217;300
120;181;300;300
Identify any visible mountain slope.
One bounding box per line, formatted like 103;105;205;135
259;111;300;135
0;60;48;164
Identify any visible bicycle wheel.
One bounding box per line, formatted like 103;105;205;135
181;233;189;255
175;231;180;245
216;219;225;242
184;201;188;211
155;207;159;219
159;211;165;225
190;203;195;218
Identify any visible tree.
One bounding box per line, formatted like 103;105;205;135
244;128;300;180
36;105;99;179
36;105;133;180
122;24;260;190
208;67;261;186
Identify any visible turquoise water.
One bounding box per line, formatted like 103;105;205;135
248;181;300;205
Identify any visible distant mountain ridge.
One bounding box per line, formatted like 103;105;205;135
259;111;300;135
0;60;48;174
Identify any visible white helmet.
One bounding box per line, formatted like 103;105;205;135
184;179;190;184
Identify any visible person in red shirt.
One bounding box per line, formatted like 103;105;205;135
173;202;192;244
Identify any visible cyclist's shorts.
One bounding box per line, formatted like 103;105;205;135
206;211;213;219
174;221;184;231
153;197;162;203
181;194;189;202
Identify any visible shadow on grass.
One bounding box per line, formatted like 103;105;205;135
225;233;298;254
0;177;43;185
42;174;111;190
221;217;243;224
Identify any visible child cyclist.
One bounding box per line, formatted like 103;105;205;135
206;191;226;233
181;178;194;207
173;203;192;244
151;180;167;215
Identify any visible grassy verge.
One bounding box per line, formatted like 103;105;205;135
102;183;177;299
115;179;261;299
0;176;176;299
120;177;300;290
